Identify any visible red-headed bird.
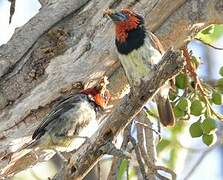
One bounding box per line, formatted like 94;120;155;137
104;8;175;126
29;76;111;150
2;77;110;167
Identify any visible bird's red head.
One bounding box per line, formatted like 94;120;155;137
81;76;111;109
104;8;143;43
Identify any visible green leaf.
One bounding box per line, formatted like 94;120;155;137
173;106;185;118
169;90;178;101
190;99;206;116
177;97;191;111
201;118;217;134
202;133;217;146
201;25;215;35
195;24;223;44
117;159;127;180
219;66;223;77
156;139;171;154
189;121;203;138
212;91;223;105
216;78;223;92
175;73;187;89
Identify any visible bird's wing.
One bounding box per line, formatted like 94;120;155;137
32;93;86;140
148;32;165;55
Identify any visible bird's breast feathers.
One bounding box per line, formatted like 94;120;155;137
117;37;162;86
60;99;97;133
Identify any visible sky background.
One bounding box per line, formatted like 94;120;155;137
0;0;222;179
0;0;40;44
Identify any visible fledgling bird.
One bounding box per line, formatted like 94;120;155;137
104;8;175;126
29;76;111;151
2;77;110;163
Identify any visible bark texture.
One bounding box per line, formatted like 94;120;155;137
0;0;222;175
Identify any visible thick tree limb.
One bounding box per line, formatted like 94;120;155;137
0;0;90;77
54;50;184;179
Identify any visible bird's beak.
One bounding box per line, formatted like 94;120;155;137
103;9;128;22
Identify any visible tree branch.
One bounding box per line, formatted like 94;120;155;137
0;0;91;77
107;125;131;180
54;50;184;179
136;111;156;180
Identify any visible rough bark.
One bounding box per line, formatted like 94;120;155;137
0;0;222;174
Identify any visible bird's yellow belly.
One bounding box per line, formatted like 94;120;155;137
118;40;162;87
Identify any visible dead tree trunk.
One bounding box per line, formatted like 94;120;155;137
0;0;222;178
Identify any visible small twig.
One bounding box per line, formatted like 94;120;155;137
157;117;161;138
136;113;156;180
97;161;101;180
156;173;170;180
143;116;157;172
142;106;161;140
137;112;166;179
130;136;148;180
194;38;223;50
182;47;206;96
134;120;161;138
138;140;176;180
8;0;16;24
107;124;131;180
136;112;176;180
154;166;176;180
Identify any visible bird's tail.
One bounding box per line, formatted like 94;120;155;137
156;88;175;127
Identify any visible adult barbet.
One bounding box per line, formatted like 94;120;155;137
104;8;174;126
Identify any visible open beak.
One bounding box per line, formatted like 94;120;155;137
103;9;128;22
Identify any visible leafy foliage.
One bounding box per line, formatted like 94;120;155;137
195;24;223;44
167;24;223;148
189;121;203;138
118;159;127;180
170;53;222;147
146;23;223;172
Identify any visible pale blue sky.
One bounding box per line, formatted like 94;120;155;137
0;0;40;44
